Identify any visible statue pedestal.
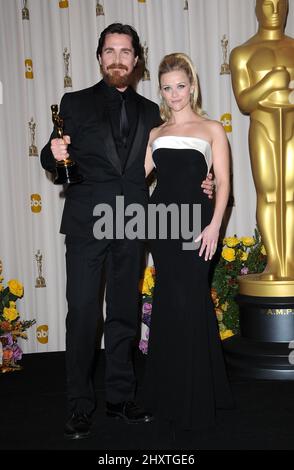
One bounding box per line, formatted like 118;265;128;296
238;274;294;297
223;294;294;379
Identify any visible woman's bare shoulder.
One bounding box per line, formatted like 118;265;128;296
149;123;168;143
201;119;226;139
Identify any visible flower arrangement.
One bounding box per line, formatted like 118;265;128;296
0;261;36;373
139;266;155;354
212;229;266;335
139;230;267;353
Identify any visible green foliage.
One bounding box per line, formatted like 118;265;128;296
211;228;266;334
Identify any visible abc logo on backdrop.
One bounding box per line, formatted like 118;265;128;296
25;59;34;79
36;325;48;344
31;194;42;213
221;113;232;133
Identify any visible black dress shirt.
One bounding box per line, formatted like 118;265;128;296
101;80;138;172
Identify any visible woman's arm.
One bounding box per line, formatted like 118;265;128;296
196;121;230;260
145;142;155;178
210;122;230;229
144;128;159;178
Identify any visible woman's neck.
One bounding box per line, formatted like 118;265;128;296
169;108;200;126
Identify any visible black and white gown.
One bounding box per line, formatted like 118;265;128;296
144;136;233;430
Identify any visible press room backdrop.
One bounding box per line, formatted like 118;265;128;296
1;0;294;353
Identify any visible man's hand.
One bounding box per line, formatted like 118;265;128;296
201;172;214;199
50;135;71;161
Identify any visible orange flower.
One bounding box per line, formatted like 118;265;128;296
0;321;12;331
3;349;14;361
211;288;219;305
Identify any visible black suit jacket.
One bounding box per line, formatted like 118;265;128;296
41;80;161;237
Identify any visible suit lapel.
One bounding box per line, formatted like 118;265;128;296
102;113;122;174
93;82;122;174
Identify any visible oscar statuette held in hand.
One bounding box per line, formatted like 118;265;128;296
50;104;83;184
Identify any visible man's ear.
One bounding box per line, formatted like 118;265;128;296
134;56;138;67
98;55;102;66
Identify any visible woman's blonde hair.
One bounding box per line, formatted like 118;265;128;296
158;52;204;121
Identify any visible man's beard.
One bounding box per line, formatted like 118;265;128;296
103;65;135;88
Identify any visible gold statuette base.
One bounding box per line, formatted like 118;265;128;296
238;273;294;297
54;159;83;185
35;277;46;288
220;63;230;75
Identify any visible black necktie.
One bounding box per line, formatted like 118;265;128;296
120;93;130;147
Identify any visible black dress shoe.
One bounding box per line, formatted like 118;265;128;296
106;401;154;424
64;412;92;440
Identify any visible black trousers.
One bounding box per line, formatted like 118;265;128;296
65;235;145;415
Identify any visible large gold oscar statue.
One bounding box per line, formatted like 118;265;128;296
230;0;294;297
225;0;294;380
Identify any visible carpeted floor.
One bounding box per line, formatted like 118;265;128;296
1;350;294;451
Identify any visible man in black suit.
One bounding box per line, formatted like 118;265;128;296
41;23;213;440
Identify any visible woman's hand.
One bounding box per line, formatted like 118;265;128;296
201;173;214;199
195;223;219;261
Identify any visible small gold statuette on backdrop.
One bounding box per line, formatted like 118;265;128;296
142;42;150;81
51;104;83;184
35;250;46;288
28;117;38;156
22;0;29;20
96;1;105;16
63;48;72;88
220;35;230;75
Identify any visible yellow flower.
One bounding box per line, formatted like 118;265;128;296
8;279;23;297
0;284;3;292
3;307;18;322
218;322;226;332
241;237;255;247
224;237;239;248
222;247;235;262
261;245;267;256
215;308;223;322
145;266;155;277
139;267;155;295
238;250;248;261
221;301;229;312
220;329;234;340
142;278;153;295
9;301;16;308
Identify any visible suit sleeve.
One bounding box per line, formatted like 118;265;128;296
40;93;76;172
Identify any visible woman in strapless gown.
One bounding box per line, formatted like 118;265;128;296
143;53;233;430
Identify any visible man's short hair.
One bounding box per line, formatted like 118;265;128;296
96;23;143;61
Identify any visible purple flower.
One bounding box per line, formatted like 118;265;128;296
143;302;152;314
241;267;249;275
142;312;152;328
12;343;23;362
139;339;148;355
1;333;13;348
